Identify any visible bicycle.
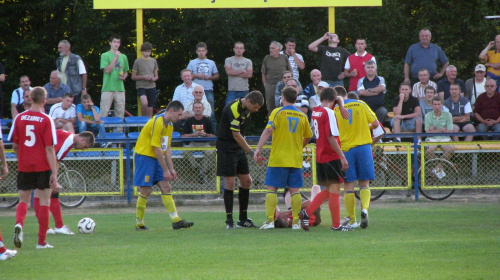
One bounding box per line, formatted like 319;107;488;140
0;162;87;208
355;144;458;201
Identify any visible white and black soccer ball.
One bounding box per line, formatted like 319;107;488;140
77;217;96;234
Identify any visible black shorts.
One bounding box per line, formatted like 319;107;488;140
455;121;473;131
317;160;346;186
137;88;158;108
216;148;249;177
17;171;51;191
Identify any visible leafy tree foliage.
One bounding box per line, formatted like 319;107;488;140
1;0;499;133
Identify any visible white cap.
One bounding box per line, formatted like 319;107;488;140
318;81;329;88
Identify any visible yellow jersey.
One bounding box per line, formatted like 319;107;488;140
334;99;376;152
267;105;312;168
135;114;173;158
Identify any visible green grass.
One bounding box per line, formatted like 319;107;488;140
1;202;499;280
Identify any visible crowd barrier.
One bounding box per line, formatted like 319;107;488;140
1;131;499;204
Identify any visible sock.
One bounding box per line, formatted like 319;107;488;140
265;191;277;223
15;202;28;227
329;193;341;228
306;189;329;216
136;195;148;225
238;188;249;221
33;197;40;218
50;197;64;228
38;206;49;245
359;187;371;212
344;191;356;223
223;189;234;222
0;231;5;254
161;193;180;223
291;192;302;225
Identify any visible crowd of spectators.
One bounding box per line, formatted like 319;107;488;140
1;31;500;144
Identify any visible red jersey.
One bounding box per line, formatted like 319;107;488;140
8;110;57;172
55;130;74;161
311;106;341;163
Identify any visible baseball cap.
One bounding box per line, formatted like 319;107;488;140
475;64;486;72
294;94;310;108
318;81;329;88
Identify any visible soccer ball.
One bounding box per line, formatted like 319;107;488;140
77;218;96;234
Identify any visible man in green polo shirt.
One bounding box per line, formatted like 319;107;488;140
424;96;455;178
100;34;129;121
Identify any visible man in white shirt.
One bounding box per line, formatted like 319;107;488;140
183;85;212;119
280;37;305;80
10;75;33;119
172;69;206;108
465;64;487;106
49;93;76;133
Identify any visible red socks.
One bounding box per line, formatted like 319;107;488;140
329;193;341;228
306;190;329;216
37;206;49;245
15;202;28;227
50;198;64;228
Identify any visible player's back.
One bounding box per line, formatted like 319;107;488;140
267;105;312;168
9;110;57;172
312;106;341;163
334;99;376;151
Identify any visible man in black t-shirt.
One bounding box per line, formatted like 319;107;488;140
391;82;422;142
308;32;350;88
216;91;264;229
182;101;215;180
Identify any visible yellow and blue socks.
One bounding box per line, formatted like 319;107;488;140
265;191;277;223
344;191;356;224
161;193;181;223
136;195;148;226
291;192;302;225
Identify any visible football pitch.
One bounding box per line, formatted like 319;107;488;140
1;201;499;279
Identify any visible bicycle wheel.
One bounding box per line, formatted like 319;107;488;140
0;181;19;208
418;158;456;201
58;170;87;208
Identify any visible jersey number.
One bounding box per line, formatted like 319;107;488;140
25;125;36;147
347;109;353;125
287;117;299;133
313;119;319;139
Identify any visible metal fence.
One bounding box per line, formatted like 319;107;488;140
1;136;500;203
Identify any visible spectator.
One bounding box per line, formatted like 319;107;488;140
344;38;376;93
412;69;437;100
187;42;219;130
262;41;292;114
181;101;215;183
443;83;475;142
419;86;449;122
437;65;466;101
473;79;500;140
131;42;159;118
281;37;305;80
44;70;71;112
404;29;449;83
357;60;387;124
57;39;88;105
303;69;322;99
309;81;329;108
76;93;106;140
294;94;311;122
100;34;129;121
15;89;32;116
183;85;212;119
464;64;487;106
424;96;455;176
479;35;500;91
275;71;303;107
308;32;350;87
224;42;253;105
391;82;422;143
49;93;76;133
0;61;5;119
10;75;32;119
172;69;206;108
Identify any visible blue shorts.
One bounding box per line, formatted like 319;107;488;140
264;167;303;188
344;144;375;183
133;154;164;187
